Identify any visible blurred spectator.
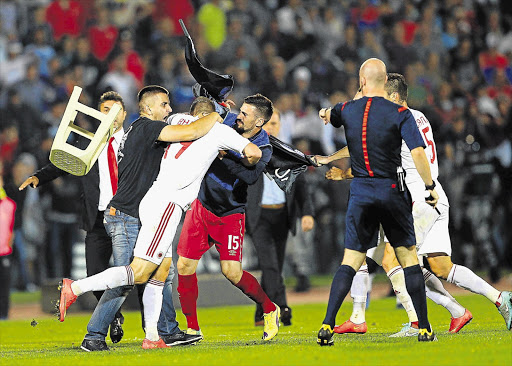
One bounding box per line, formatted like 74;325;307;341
0;41;35;89
15;62;53;113
479;35;511;85
25;27;56;78
88;5;119;62
0;160;15;318
154;0;194;36
4;153;38;291
70;36;105;98
118;31;145;87
334;24;360;64
45;0;84;41
450;37;480;95
276;0;307;35
24;6;53;47
197;0;226;50
97;53;138;117
358;29;389;65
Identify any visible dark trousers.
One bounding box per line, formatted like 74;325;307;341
252;207;289;319
0;255;11;319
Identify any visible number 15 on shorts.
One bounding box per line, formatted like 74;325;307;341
228;235;240;250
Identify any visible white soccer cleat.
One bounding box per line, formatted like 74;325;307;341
389;323;420;338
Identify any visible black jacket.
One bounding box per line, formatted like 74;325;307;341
245;173;314;237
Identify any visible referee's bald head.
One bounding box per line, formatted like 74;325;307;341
359;58;387;88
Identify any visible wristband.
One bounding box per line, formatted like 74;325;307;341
0;187;6;200
425;181;436;190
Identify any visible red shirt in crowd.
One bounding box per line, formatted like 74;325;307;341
45;0;84;41
89;25;119;61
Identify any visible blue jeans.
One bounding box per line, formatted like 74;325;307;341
84;208;179;341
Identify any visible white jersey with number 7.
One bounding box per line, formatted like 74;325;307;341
400;108;449;207
145;113;251;210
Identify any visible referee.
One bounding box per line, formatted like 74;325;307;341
315;58;439;345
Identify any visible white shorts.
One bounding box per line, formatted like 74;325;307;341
377;201;451;257
134;197;183;265
414;202;451;256
367;227;385;266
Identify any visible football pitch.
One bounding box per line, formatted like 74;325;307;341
1;294;511;366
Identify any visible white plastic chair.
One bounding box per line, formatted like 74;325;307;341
49;86;121;176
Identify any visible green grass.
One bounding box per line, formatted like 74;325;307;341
1;294;510;365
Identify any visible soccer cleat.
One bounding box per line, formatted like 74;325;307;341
449;309;473;333
80;339;109;352
389;323;420;338
161;330;203;346
142;337;169;349
281;307;292;326
109;314;124;343
58;278;77;322
333;320;367;334
418;328;437;342
317;324;334;346
186;328;204;341
497;291;512;330
262;303;280;341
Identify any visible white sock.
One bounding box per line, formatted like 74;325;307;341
71;266;134;296
447;264;501;304
143;279;165;341
387;266;418;323
423;268;465;318
349;265;368;324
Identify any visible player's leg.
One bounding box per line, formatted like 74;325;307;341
220;259;280;341
176;256;201;331
427;254;511;329
176;200;210;334
81;209;140;351
422;204;511;330
382;242;419;334
334;260;369;334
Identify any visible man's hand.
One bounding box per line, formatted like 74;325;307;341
19;176;39;190
425;189;439;207
312;155;329;166
301;215;314;232
325;167;353;181
218;150;228;160
319;107;331;125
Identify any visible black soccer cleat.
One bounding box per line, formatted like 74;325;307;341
281;307;292;326
317;324;334;346
109;314;124;344
418;328;438;342
81;339;109;352
161;330;203;346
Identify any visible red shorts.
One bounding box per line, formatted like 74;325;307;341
177;199;245;262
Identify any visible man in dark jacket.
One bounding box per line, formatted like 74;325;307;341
246;108;314;326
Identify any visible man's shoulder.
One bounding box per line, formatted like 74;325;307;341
250;129;270;147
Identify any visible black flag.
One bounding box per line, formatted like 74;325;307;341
265;135;317;193
179;19;234;102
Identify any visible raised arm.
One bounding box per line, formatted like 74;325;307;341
313;146;350;166
19;162;68;190
158;112;222;142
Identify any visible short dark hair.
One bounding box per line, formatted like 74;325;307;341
385;73;408;102
98;90;125;111
190;96;215;116
244;93;273;124
137;85;169;102
137;85;169;113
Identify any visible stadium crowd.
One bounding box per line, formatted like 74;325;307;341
0;0;511;299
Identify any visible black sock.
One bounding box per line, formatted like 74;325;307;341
403;265;431;332
322;265;356;327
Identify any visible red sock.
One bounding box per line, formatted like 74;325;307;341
177;273;199;330
235;271;276;313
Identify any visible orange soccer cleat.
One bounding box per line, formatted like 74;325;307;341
449;309;473;333
142;337;170;349
333;320;367;334
58;278;77;322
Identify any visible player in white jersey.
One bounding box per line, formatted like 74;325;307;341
56;97;262;348
322;73;512;336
